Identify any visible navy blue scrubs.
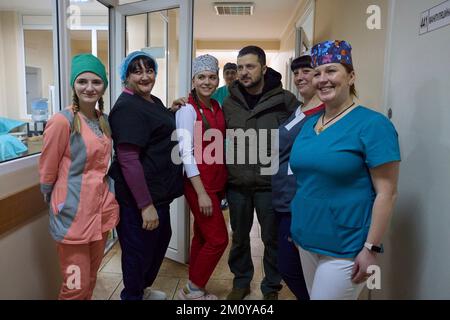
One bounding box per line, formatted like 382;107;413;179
109;91;183;300
272;104;324;300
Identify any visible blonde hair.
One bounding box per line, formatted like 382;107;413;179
71;92;112;138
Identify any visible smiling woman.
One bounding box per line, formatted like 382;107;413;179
289;40;401;300
108;50;184;300
39;53;119;300
0;0;114;300
124;58;157;99
175;54;228;300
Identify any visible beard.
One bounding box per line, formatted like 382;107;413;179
240;73;264;89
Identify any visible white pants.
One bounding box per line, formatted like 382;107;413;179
298;246;365;300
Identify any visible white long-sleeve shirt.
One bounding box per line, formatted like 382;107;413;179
175;104;200;178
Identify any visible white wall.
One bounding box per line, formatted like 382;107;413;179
0;156;60;299
314;0;389;111
374;0;450;299
270;51;295;92
270;0;309;92
0;213;60;299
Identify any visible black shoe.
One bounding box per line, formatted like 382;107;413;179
263;292;278;300
226;287;251;300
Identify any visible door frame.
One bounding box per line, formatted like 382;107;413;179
108;0;193;263
295;0;315;57
109;0;193;104
381;0;397;116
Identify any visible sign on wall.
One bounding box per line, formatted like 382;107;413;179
420;0;450;35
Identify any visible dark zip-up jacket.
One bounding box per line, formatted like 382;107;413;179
223;67;300;190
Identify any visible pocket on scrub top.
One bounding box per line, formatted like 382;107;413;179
291;196;343;253
329;198;373;254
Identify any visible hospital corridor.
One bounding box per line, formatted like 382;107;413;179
0;0;449;301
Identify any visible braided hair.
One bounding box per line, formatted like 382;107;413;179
191;88;202;108
71;92;111;138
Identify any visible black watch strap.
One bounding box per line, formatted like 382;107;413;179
364;242;384;253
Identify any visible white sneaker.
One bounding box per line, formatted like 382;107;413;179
178;287;218;300
143;288;167;300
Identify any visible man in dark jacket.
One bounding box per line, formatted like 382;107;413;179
223;46;300;300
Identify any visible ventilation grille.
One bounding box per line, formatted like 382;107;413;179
214;2;254;16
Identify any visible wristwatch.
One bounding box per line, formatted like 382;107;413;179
364;242;384;253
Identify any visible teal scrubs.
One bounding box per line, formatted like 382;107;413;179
289;106;401;258
211;85;229;106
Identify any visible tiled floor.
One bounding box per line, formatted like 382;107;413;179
93;209;296;300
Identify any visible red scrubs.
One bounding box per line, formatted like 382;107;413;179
181;95;228;288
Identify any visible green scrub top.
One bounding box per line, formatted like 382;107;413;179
211;85;229;106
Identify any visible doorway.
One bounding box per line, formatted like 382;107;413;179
108;0;311;265
111;0;193;264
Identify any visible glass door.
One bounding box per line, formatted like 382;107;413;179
112;0;193;263
124;10;177;107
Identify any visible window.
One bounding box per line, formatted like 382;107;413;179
0;0;54;162
69;0;110;111
0;0;110;163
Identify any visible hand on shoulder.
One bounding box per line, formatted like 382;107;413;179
170;97;188;112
